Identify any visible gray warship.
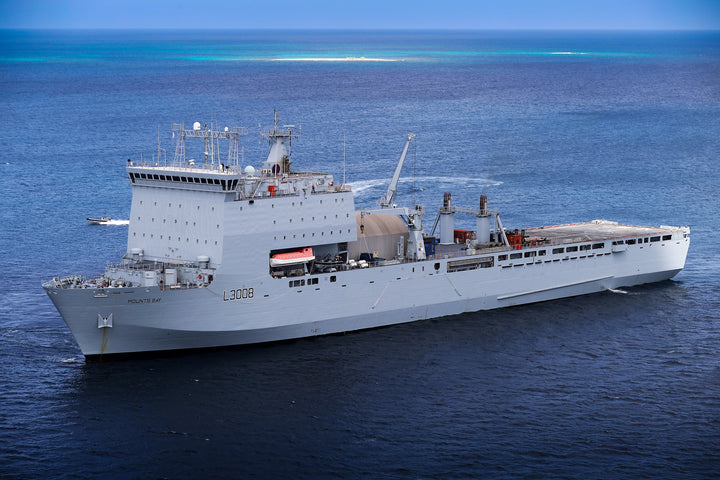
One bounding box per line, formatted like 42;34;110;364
43;113;691;359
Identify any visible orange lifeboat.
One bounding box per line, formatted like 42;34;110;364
270;248;315;267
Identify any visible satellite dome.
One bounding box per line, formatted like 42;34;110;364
244;165;256;176
193;122;201;131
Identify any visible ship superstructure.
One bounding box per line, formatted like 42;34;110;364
43;114;691;359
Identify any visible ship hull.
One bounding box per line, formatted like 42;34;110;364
44;235;689;359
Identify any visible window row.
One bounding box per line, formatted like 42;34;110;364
139;201;216;211
131;231;218;245
130;172;238;190
274;229;352;241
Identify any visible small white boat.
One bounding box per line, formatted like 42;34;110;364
270;248;315;267
87;217;111;225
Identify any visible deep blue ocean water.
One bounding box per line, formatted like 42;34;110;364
1;30;719;479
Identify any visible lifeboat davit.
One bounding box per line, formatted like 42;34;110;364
270;248;315;267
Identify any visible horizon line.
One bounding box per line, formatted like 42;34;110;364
2;27;719;33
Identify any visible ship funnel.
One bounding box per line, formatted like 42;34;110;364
476;195;491;243
439;192;455;245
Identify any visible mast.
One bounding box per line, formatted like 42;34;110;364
260;110;299;176
171;122;247;168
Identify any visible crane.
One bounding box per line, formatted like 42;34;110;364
377;133;416;208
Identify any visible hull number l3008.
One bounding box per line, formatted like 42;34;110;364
223;288;254;301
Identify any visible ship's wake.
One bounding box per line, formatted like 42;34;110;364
349;176;503;196
102;219;130;226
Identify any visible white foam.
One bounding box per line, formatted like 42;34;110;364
272;56;399;62
102;219;130;226
348;176;502;197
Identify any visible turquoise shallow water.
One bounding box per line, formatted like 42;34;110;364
1;30;719;479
